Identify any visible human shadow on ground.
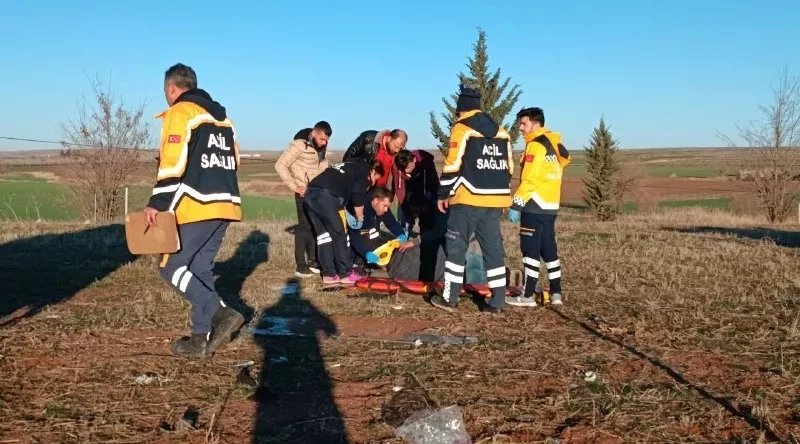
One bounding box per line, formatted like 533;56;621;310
214;229;269;324
0;223;136;327
661;226;800;248
251;278;347;444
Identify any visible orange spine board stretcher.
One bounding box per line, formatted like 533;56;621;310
355;277;521;297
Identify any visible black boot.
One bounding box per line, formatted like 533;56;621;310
208;306;245;354
429;287;458;313
170;333;210;359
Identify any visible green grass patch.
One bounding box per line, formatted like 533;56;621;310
0;180;297;222
561;201;639;213
241;195;296;220
621;202;640;213
0;180;76;220
646;165;719;178
563;163;586;178
658;197;732;209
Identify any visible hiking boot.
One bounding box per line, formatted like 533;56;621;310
294;266;315;279
506;295;538;307
208;306;245;354
550;293;563;305
170;333;210;359
339;271;361;285
430;292;458;313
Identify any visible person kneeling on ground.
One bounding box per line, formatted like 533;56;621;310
346;186;408;274
303;158;383;286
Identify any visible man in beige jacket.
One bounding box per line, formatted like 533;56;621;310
275;121;332;277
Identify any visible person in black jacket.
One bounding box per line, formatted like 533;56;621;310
303;158;384;286
346;186;407;269
341;129;406;190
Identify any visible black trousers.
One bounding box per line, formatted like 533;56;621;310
442;204;506;308
519;212;561;297
389;243;446;282
159;220;228;334
303;187;350;278
294;194;316;270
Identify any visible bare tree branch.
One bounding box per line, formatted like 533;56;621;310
58;73;154;223
718;67;800;223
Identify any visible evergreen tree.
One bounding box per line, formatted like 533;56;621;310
583;118;621;221
428;28;522;155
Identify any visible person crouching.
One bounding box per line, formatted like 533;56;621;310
303;158;383;286
347;186;407;274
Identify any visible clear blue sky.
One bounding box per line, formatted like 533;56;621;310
1;0;798;152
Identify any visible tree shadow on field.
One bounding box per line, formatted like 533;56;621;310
214;229;269;324
0;224;135;327
548;307;783;443
661;225;800;248
250;278;348;444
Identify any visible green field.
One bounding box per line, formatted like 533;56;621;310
657;197;733;209
0;179;297;222
0;177;76;220
645;165;720;178
563;163;720;179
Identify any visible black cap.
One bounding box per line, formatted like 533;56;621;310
456;84;481;113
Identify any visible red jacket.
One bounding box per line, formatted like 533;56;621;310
373;137;396;188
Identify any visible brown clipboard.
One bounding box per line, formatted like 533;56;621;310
124;212;180;255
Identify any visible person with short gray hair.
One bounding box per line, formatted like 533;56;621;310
144;63;245;359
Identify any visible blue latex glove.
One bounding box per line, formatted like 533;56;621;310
345;211;363;229
365;251;379;264
396;234;408;243
508;209;520;223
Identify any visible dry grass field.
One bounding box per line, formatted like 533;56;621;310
1;205;799;443
1;146;795;222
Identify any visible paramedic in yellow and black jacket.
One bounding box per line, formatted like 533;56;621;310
506;106;571;307
143;63;244;359
430;85;515;315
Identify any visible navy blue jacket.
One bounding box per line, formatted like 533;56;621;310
348;203;404;257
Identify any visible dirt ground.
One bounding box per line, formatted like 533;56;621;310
1;209;799;443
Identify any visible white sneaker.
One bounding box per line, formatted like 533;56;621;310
550;293;563;305
505;296;537;307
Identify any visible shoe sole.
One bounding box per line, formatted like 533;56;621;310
295;271;314;278
431;300;457;313
506;301;538;307
208;312;245;355
309;267;320;274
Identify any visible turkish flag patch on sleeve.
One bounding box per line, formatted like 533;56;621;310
449;141;458;148
524;155;534;162
168;134;181;144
